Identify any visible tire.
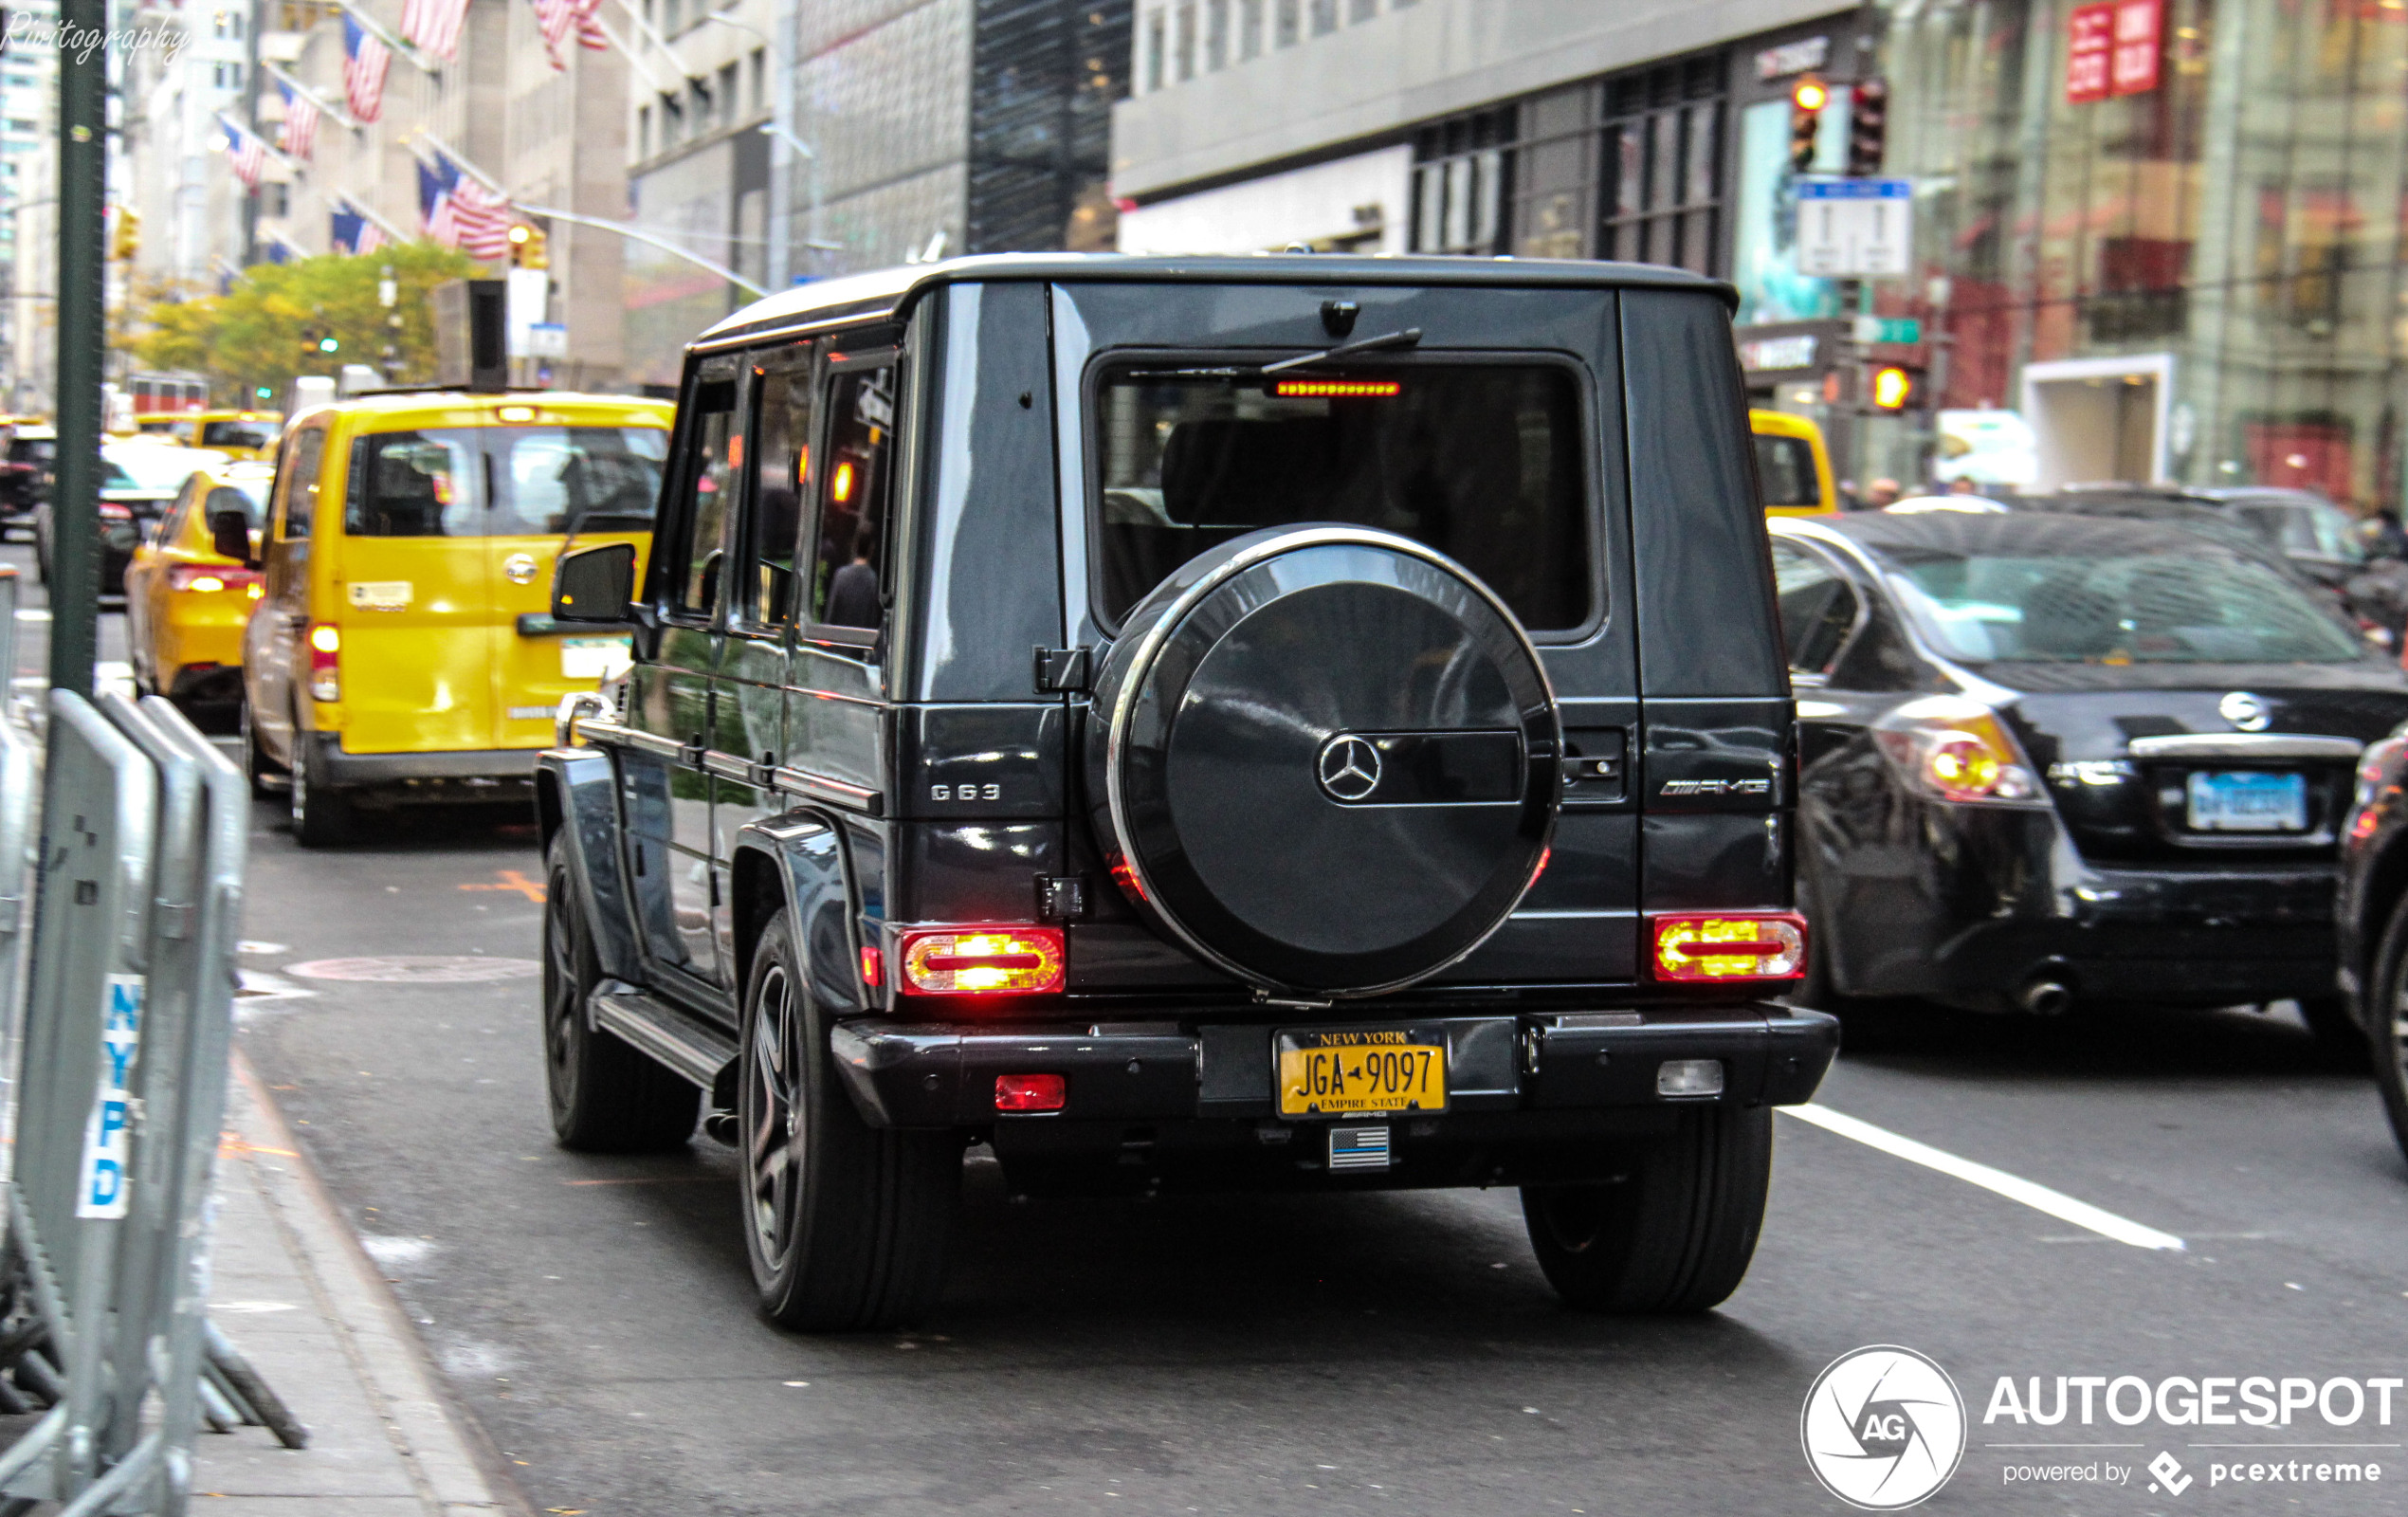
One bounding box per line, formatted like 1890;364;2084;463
1521;1104;1773;1314
541;834;698;1153
287;736;355;848
2362;892;2408;1165
739;913;959;1331
240;702;284;800
2296;995;2366;1060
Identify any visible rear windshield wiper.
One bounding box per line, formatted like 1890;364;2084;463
1260;327;1423;375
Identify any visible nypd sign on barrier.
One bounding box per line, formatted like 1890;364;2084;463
1795;177;1914;278
76;973;143;1219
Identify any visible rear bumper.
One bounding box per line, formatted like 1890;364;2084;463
311;733;540;786
830;1003;1837;1130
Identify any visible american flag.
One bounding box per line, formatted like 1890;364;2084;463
224;116;267;191
331;208;366;255
420;153;517;260
356;217;388;255
344;16;391;124
277;81;319;162
531;0;609;69
400;0;471;62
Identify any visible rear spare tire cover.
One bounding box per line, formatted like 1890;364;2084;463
1087;526;1560;996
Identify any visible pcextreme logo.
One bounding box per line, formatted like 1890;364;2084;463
1801;1345;1969;1509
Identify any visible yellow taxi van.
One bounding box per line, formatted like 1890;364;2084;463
1749;408;1836;515
214;392;670;844
125;458;275;708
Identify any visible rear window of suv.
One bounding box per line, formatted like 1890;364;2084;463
345;426;666;538
1091;361;1592;632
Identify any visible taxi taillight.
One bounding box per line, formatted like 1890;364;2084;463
168;564;262;594
307;622;340;703
897;926;1066;996
1650;912;1809;982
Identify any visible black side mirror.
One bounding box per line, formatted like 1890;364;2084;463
553;541;638;623
209;508;257;569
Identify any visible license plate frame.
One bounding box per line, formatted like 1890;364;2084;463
1275;1029;1447;1118
2184;769;2308;832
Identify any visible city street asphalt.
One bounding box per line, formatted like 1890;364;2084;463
11;543;2407;1514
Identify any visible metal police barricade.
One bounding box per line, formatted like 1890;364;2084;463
0;689;283;1514
0;568;35;1149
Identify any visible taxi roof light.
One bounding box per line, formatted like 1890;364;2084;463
898;926;1066;996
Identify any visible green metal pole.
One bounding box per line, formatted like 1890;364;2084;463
48;0;105;698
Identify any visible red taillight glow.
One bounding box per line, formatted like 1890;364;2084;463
859;942;884;988
1273;379;1401;398
994;1073;1066;1113
898;926;1066;996
1870;696;2042;805
1650;912;1809;982
99;502;132;521
169;564;261;594
307;622;340;703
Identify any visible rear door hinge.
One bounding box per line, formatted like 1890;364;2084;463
1033;645;1092;694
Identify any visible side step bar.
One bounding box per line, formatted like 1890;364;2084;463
590;981;738;1089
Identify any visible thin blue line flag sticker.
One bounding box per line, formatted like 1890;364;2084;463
77;974;144;1219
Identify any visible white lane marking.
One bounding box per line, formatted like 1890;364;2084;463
1781;1103;2187;1252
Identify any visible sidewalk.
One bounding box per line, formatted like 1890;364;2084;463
194;1057;521;1516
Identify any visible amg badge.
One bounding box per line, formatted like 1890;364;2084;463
1660;777;1773;798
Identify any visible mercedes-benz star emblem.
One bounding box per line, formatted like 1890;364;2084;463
1316;735;1383;803
2220;691;2271;732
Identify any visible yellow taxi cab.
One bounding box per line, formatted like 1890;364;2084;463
123;459;275;708
138;411;283;460
217;392;670;844
1750;408;1836;515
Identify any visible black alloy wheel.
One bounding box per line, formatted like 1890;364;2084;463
540;833;698;1152
1521;1105;1774;1314
2364;892;2408;1164
286;735;354;848
738;913;958;1331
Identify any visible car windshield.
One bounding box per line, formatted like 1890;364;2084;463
1091;362;1591;631
201;419;280;450
1754;432;1819;507
345;425;667;538
102;448;211;491
1864;515;2362;664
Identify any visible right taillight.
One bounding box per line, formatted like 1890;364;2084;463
1651;912;1809;981
897;926;1066;996
307;622;340;703
169;564;263;594
1871;695;2044;805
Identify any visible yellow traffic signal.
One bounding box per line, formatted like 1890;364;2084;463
509;224;548;269
1790;79;1828;174
112;207;140;261
1871;365;1915;410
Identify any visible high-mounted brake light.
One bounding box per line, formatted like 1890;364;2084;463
1273;379;1401;398
1650;912;1808;982
1871;695;2044;805
898;926;1066;996
307;622;340;703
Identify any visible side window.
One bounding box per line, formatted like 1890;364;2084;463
158;479;196;545
1771;540;1860;676
810;361;897;632
272;426;325;539
1753;432;1818;508
743;345;815;627
666;371;741;618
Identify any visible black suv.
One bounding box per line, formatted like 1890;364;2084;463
536;255;1836;1329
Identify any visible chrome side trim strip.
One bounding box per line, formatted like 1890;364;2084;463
2126;733;2365;761
590;985;738;1088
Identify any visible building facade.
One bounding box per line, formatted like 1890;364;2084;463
4;0;63;411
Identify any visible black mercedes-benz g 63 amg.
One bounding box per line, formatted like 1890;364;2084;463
537;254;1836;1330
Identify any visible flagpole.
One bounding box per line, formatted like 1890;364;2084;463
263;61;361;130
513;202;770;297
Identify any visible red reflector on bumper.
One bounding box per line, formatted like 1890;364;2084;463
994;1073;1066;1113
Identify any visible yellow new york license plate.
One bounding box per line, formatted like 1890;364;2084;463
1276;1030;1446;1117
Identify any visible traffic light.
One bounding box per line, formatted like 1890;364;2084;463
507;224;548;269
1848;77;1888;177
111;207;139;261
1870;364;1921;411
318;335;340;354
1790;77;1829;174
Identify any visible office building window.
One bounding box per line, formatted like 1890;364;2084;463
1597;53;1724;276
1176;3;1195;81
719;63;739;124
750;49;766;115
1144;9;1165;90
1276;0;1299;47
1349;0;1375;20
1310;0;1337;36
637;104;651;157
1410;107;1513;256
1239;0;1262;58
1206;0;1228;69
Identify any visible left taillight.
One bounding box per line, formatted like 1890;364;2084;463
307;622;340;703
1870;695;2044;805
168;564;262;594
1650;911;1809;982
897;926;1066;996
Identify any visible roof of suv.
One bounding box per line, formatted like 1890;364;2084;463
695;251;1736;352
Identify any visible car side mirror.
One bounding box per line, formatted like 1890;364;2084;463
209;508;258;569
553;541;638;623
